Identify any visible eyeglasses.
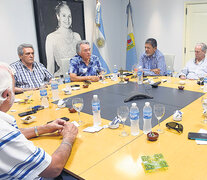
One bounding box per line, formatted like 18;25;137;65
166;122;183;133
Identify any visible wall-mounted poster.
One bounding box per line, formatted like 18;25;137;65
33;0;85;75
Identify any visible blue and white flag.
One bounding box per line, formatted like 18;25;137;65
92;1;110;73
126;1;138;71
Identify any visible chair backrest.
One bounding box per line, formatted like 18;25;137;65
164;54;175;72
60;58;70;77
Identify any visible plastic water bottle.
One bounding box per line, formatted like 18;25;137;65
137;66;143;84
51;78;59;101
112;65;118;81
167;66;172;82
92;95;101;126
143;102;152;134
130;103;139;136
64;72;70;83
40;84;49;108
204;77;207;93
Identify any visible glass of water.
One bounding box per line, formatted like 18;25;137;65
201;97;207;124
72;98;84;125
117;106;129;137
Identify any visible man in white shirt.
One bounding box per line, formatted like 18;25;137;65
0;62;78;179
179;43;207;80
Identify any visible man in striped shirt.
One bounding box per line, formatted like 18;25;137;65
0;63;78;179
10;44;53;93
139;38;167;76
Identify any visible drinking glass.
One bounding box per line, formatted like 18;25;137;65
154;104;165;133
24;90;33;109
72;98;84;124
100;68;107;84
201;97;207;124
131;64;138;78
117;106;129;137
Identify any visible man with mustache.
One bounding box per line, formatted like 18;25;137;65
10;43;53;93
139;38;167;76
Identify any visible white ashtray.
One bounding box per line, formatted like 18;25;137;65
62;88;71;95
57;99;66;108
71;87;80;90
21;115;36;124
108;122;119;129
173;110;183;121
162;79;167;83
179;80;185;85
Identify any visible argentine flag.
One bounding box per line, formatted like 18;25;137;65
126;1;138;71
92;1;110;74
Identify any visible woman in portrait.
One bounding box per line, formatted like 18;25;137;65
45;1;81;75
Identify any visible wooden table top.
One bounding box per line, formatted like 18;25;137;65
10;77;206;179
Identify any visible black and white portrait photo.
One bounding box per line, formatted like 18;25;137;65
33;0;85;76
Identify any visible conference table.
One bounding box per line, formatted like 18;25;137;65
10;76;207;180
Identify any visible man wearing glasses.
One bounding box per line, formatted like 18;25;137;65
10;43;53;93
179;43;207;80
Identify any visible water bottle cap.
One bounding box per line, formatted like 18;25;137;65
132;103;137;107
145;102;150;106
93;95;98;99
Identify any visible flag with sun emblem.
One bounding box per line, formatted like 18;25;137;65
92;0;110;73
126;1;138;71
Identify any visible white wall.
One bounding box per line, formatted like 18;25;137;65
124;0;207;72
1;0;207;72
0;0;39;63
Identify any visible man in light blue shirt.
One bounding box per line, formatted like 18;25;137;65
139;38;166;76
179;43;207;80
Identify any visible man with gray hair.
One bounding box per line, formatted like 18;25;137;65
69;40;103;82
179;43;207;79
0;62;78;179
10;43;53;93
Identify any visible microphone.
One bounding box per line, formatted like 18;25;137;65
151;81;161;88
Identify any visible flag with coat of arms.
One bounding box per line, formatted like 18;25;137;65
126;1;138;71
92;0;110;74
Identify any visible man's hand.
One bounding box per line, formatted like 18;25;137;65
46;119;66;134
61;122;78;144
151;68;160;75
180;75;186;80
89;76;100;82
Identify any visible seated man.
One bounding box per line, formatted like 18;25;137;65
10;44;53;93
0;62;78;179
69;40;103;82
139;38;166;76
179;43;207;80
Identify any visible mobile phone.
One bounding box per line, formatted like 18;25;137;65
71;84;80;88
61;117;70;121
32;105;44;111
47;117;70;124
18;110;36;117
188;132;207;141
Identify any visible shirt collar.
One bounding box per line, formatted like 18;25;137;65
195;58;205;65
19;60;35;69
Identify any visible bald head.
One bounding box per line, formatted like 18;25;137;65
0;62;15;110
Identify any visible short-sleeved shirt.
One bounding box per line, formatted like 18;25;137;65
10;60;53;88
179;58;207;79
139;49;167;76
0;111;51;180
69;54;103;77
